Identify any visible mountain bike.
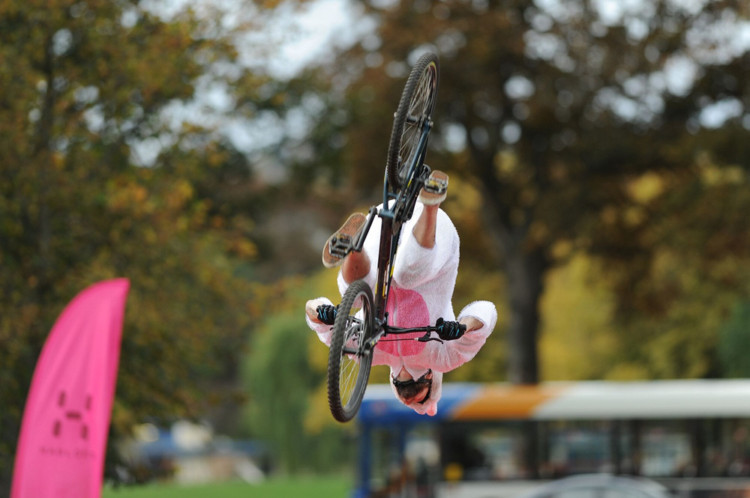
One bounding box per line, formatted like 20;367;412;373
326;52;463;423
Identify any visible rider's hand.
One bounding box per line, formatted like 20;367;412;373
435;318;465;341
316;304;338;325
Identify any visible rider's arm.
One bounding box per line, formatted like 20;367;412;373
429;301;498;372
305;296;336;346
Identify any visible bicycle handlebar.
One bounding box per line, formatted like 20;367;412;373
382;322;468;343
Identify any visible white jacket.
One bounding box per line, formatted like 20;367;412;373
307;202;497;416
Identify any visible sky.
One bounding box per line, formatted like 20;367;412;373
132;0;362;173
262;0;361;78
143;0;360;77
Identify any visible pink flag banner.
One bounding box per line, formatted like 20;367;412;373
11;278;130;498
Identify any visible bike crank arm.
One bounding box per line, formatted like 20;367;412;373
353;206;379;253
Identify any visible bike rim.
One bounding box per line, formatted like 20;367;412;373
398;61;438;183
338;319;364;409
337;294;371;411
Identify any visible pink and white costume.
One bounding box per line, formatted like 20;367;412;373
306;202;497;416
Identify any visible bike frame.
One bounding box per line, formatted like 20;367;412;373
351;116;436;346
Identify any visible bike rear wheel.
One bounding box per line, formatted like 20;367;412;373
327;279;375;422
386;52;440;193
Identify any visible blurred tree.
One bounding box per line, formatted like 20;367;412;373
443;176;509;382
600;161;750;379
240;274;355;473
539;254;619;380
718;301;750;378
297;0;750;385
0;0;298;492
242;313;316;473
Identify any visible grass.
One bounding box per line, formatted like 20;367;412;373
103;475;352;498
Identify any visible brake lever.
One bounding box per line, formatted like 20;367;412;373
416;322;466;343
417;330;443;343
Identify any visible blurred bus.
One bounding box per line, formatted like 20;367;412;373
353;380;750;497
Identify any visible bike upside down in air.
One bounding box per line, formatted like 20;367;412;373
304;52;497;422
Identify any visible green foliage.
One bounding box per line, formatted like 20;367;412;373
0;0;280;493
718;301;750;378
242;313;318;473
593;161;750;379
239;273;355;474
539;254;619;381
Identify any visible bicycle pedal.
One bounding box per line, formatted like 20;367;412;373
329;234;353;259
423;176;448;195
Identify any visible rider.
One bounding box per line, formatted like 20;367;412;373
305;170;497;416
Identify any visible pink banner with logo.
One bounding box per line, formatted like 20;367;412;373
11;278;130;498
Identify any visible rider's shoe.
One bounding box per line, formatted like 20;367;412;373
419;170;449;206
322;212;367;268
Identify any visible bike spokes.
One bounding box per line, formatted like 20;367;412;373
399;68;436;181
386;52;439;192
337;318;364;405
327;280;374;422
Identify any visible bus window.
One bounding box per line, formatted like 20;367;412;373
639;424;692;477
725;421;750;476
440;422;527;480
546;421;611;476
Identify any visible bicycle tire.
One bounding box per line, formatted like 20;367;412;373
327;279;375;422
386;52;440;193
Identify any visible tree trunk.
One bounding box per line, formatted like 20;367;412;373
503;242;546;384
467;125;547;385
501;242;547;478
476;180;547;385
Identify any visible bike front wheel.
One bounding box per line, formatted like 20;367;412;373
327;279;375;422
386;52;440;193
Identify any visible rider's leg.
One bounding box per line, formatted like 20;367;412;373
341;249;371;284
412;203;438;249
321;212;372;282
413;170;449;249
